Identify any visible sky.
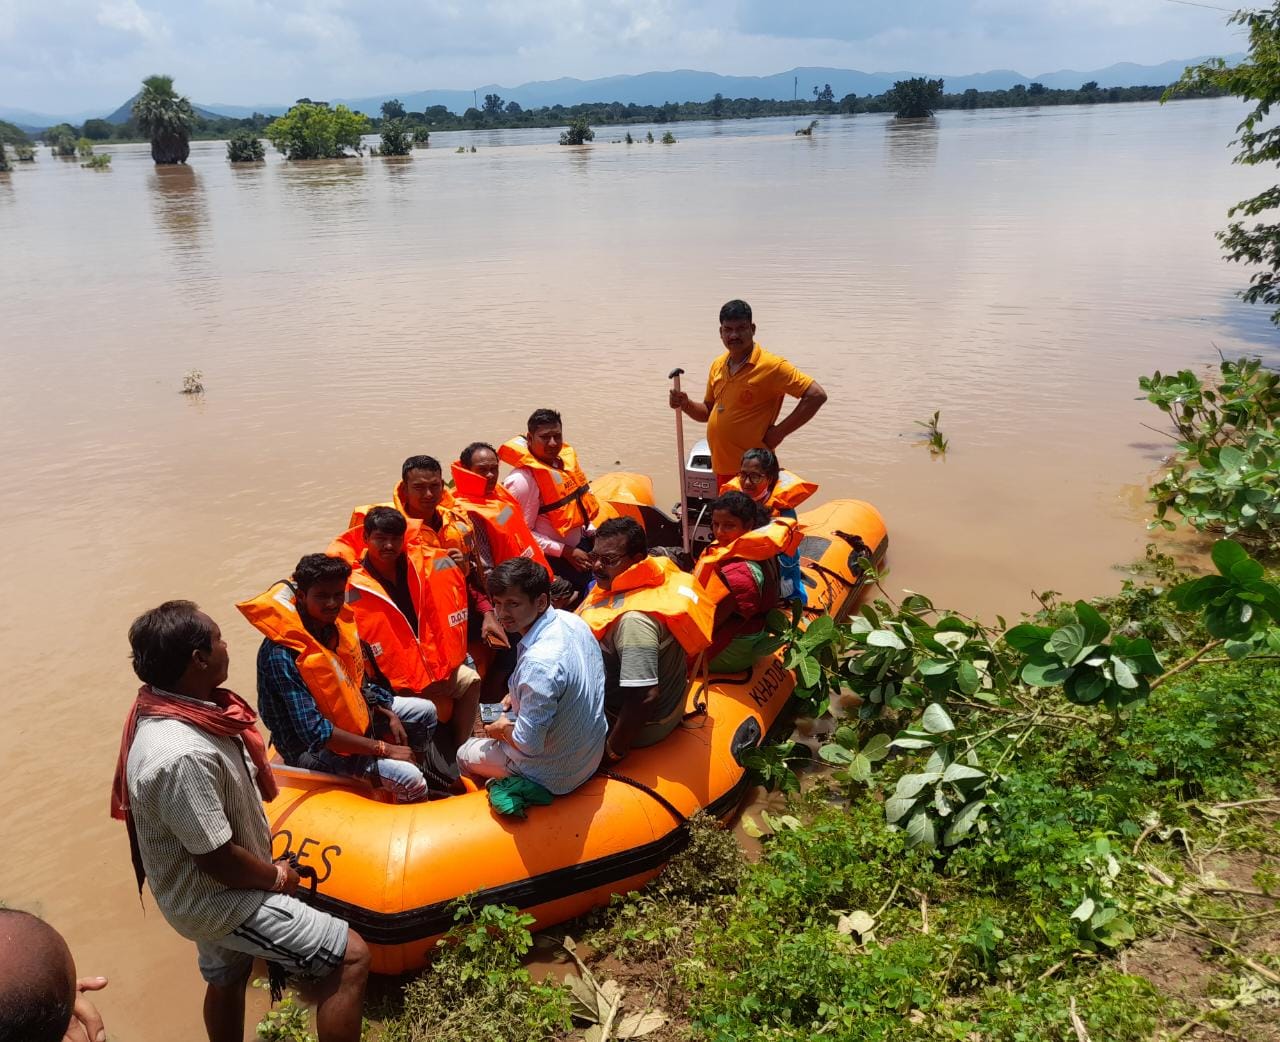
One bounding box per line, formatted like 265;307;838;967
0;0;1250;115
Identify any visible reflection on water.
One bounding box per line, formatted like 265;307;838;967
885;116;939;167
148;164;207;252
0;99;1273;1040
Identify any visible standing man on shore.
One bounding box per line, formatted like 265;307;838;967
112;600;370;1042
669;299;828;488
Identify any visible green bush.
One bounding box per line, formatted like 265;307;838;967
80;153;111;169
76;136;94;158
226;130;265;162
661;130;676;144
379;119;412;156
264;103;368;160
559;116;594;145
1142;356;1280;547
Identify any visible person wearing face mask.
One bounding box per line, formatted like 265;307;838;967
500;409;600;598
348;455;472;571
239;553;437;803
722;448;818;606
693;491;804;673
668;299;828;489
576;517;714;764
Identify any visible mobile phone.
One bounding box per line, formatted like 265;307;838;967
480;703;505;725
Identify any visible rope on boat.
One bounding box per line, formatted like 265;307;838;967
597;768;688;826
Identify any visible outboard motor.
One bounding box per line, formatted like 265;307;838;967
674;438;719;550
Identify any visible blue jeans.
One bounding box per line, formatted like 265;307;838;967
371;696;436;802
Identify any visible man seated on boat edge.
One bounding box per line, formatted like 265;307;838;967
115;599;370;1042
457;557;608;796
577;517;714;764
695;491;802;673
348;454;472;569
241;554;439;804
330;508;481;755
500;408;599;600
723;447;818;607
668;298;828;488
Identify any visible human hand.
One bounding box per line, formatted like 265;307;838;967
568;547;591;571
500;694;513;711
63;977;108;1042
272;858;303;896
378;706;409;746
446;548;466;569
762;425;783;450
481;612;510;648
669;389;689;410
384;743;415;763
484;715;516;743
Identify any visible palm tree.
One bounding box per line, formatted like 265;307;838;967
133;75;194;165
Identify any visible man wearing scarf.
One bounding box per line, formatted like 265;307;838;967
111;600;370;1042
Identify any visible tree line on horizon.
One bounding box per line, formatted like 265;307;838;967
6;73;1229;154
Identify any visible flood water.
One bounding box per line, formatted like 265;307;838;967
1;99;1275;1039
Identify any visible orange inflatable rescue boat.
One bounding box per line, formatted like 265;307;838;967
266;472;886;974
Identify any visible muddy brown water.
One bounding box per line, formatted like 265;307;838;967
1;100;1275;1039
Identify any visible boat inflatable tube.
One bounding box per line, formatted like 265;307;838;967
266;495;887;973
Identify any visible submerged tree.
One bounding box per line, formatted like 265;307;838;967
559;115;594;145
133;75;194;164
379;119;412;156
0;143;8;173
226;130;265;162
265;102;368;159
888;77;944;118
1170;4;1280;324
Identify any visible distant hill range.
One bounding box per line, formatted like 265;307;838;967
3;55;1241;131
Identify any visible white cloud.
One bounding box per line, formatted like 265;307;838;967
0;0;1246;115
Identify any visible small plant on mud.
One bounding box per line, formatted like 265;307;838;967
381;902;570;1042
252;979;315;1042
915;409;949;454
181;369;204;394
1142;355;1280;547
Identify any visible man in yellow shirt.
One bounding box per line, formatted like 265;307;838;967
669;299;828;486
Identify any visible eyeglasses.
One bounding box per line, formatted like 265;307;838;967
588;551;629;567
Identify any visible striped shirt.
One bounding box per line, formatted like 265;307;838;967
126;691;273;942
506;608;607;794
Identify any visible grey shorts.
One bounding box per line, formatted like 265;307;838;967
195;893;349;986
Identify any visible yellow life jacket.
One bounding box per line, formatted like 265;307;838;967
577;556;714;654
499;437;600;538
237;582;370;736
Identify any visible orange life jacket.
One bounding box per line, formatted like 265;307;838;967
236;582;370;737
693;518;804;604
329;529;469;693
347;485;471;565
449;461;550;573
724;470;819;514
577;555;714;654
498;437;600;538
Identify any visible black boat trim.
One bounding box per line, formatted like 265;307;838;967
303;773;753;946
